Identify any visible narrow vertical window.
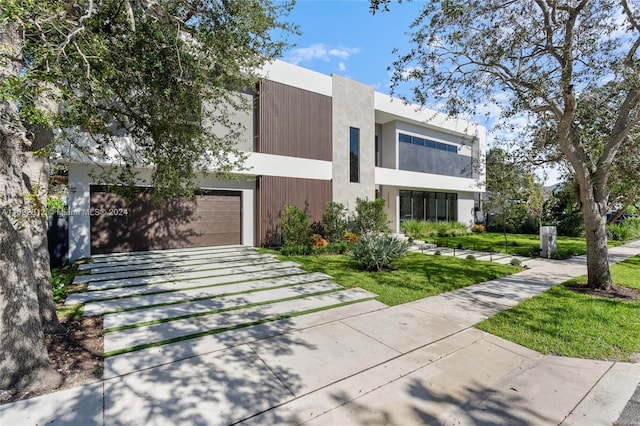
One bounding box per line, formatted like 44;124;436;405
350;127;360;183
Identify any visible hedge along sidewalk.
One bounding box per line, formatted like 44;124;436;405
277;251;522;306
432;232;624;259
477;254;640;361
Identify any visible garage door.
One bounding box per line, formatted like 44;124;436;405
90;186;241;254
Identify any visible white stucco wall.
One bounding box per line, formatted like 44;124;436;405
331;75;376;212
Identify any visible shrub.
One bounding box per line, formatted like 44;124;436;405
313;242;350;255
351;235;410;271
311;234;328;248
400;219;469;240
322;202;348;243
354;198;391;236
310;221;326;237
343;231;360;245
434;250;442;256
328;242;349;254
607;223;632;241
47;196;66;215
280;245;311;256
51;271;68;302
280;205;312;250
465;254;476;260
510;258;522;267
50;264;80;302
471;224;485;233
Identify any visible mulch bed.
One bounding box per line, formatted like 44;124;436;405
0;316;104;405
565;284;640;301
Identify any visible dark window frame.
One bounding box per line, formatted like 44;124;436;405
350;127;360;183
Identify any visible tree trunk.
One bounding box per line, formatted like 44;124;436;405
24;153;64;333
0;102;61;390
582;198;613;290
0;22;61;391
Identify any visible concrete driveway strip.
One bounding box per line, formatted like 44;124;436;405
2;241;640;426
66;265;306;304
83;272;331;316
101;281;344;329
103;288;376;354
78;247;262;273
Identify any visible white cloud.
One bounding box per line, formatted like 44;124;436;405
285;43;360;65
338;62;346;72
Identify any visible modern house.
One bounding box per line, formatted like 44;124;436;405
66;60;486;260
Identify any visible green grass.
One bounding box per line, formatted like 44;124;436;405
477;255;640;361
56;304;84;321
278;252;522;306
431;232;624;259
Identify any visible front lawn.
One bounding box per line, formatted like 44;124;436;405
431;232;623;259
476;255;640;361
279;251;522;306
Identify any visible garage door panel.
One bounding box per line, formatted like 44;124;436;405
90;188;242;254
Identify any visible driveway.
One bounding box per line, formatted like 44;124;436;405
1;243;640;425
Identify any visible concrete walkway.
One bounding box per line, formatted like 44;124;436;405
2;242;640;425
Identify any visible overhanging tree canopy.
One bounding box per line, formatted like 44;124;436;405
372;0;640;291
1;0;294;391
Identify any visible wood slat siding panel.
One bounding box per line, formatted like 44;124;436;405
90;187;241;254
257;80;332;161
257;176;332;246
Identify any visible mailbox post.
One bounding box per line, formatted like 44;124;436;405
540;226;557;258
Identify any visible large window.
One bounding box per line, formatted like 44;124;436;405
399;190;458;222
350;127;360;183
398;132;472;178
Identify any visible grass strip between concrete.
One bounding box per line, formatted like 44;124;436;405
102;297;375;358
76;270;309;303
102;287;342;333
94;279;328;316
79;260;290;286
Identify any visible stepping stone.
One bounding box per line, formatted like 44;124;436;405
83;252;274;275
103;299;386;378
102;281;343;329
75;256;281;284
103;288;376;354
89;244;246;263
65;265;305;305
82;261;300;291
83;272;331;316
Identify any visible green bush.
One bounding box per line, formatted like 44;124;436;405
50;264;80;302
434;250;442;256
51;273;67;302
351;235;410;271
312;242;350;255
607;223;632;241
47;196;66;215
280;205;312;249
322;201;348;243
401;219;469;240
354;198;391;236
510;258;522;266
280;245;311;256
465;254;476;260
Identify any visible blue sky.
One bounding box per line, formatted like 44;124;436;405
280;0;425;95
278;1;562;184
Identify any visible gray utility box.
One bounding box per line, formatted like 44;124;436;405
540;226;557;258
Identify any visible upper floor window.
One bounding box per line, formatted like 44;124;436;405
350;127;360;183
398;132;472;178
399;133;458;153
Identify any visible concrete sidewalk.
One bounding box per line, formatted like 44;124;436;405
2;242;640;425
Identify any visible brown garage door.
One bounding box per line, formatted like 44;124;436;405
90;186;241;254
